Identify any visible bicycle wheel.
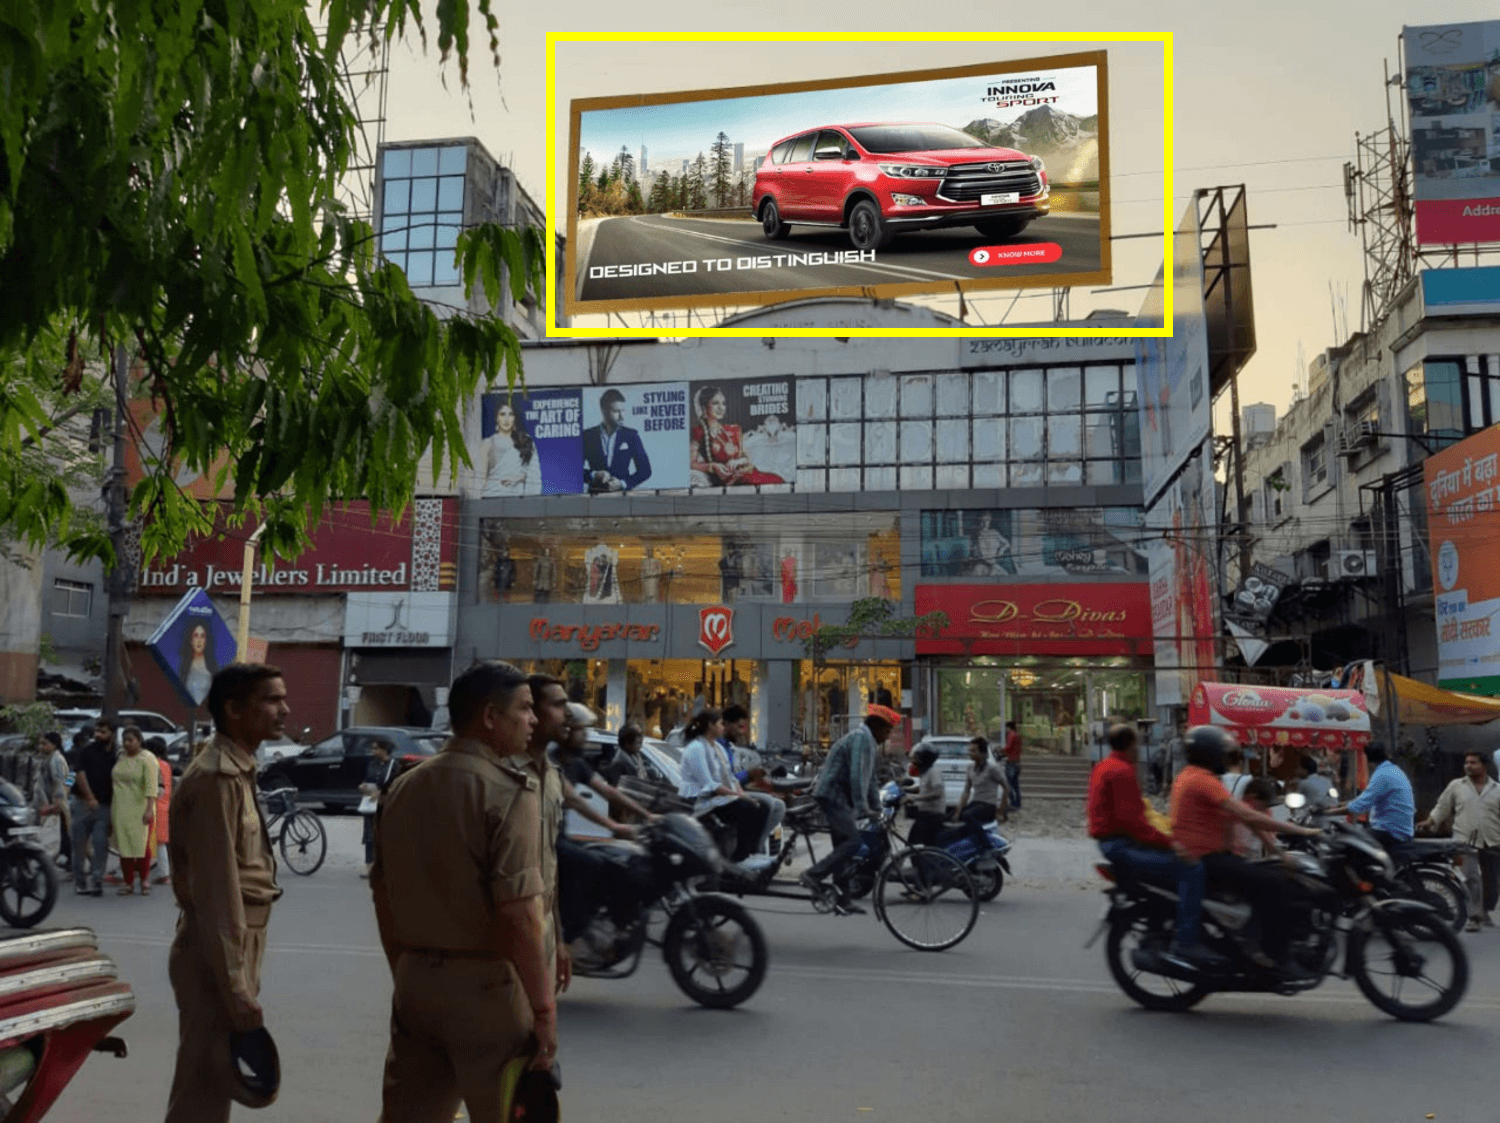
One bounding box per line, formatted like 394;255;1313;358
279;810;326;876
874;846;978;952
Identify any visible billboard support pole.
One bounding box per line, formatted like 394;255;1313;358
236;523;266;662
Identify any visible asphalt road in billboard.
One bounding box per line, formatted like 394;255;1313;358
576;213;1101;302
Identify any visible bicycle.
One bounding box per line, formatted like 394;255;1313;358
258;786;327;876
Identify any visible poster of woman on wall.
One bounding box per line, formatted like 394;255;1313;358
481;395;543;497
690;379;796;487
177;620;220;705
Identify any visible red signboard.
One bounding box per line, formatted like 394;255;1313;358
698;606;735;656
137;499;459;595
914;584;1152;656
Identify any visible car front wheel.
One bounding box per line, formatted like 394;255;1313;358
848;200;894;252
760;198;790;240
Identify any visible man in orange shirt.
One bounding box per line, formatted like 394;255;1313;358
1171;727;1320;977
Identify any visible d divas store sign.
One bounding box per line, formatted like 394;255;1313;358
914;583;1152;656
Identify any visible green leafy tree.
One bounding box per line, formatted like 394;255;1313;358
577;151;597;213
0;0;545;566
710;132;733;207
688;153;709;210
646;174;670;213
625;179;645;214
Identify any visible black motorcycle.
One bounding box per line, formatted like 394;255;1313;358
1385;837;1471;933
0;780;57;929
569;812;769;1009
1090;797;1468;1022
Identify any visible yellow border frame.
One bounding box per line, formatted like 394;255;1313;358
545;32;1172;338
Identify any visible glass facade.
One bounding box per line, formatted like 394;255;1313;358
379;145;467;287
919;506;1146;578
1405;359;1465;448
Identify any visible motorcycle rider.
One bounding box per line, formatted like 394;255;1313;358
901;745;948;848
1170;726;1321;978
1326;740;1414;851
1088;723;1218;969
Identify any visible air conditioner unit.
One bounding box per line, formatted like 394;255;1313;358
1357;420;1380;440
1335;549;1378;578
1337;422;1378;457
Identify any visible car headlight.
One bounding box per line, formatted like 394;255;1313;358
1029;155;1045;173
890;193;925;207
878;163;945;179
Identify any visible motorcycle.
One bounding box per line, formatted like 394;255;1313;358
1089;793;1469;1022
0;781;57;931
846;784;1012;903
0;927;135;1122
1386;838;1471;933
568;812;769;1009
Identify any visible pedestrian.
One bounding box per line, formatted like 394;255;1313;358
69;719;118;897
358;738;398;879
1002;721;1023;811
1419;751;1500;932
797;705;900;913
955;736;1009;843
35;732;71;873
111;726;159;896
151;745;173;886
165;664;288;1123
1221;746;1251;799
370;660;558;1120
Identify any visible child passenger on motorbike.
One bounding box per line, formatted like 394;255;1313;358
902;746;948;847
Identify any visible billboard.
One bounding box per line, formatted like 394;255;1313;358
1135;200;1211;507
563;51;1110;320
690;377;796;487
913;583;1152;657
145;589;239;707
480;388;583;497
1145;441;1219;707
1422;265;1500;314
1425;423;1500;694
1404;20;1500;245
581;383;691;492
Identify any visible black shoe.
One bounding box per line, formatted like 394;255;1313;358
833;897;866;916
1276;960;1319;984
88;887;103;897
798;872;826;894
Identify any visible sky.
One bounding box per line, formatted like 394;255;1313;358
574;63;1099;171
374;0;1500;423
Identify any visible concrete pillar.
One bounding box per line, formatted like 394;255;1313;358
605;659;627;731
765;659;793;753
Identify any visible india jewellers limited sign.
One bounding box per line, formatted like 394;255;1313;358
913;583;1152;656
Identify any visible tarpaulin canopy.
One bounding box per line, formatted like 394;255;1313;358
1384;671;1500;726
1189;682;1372;751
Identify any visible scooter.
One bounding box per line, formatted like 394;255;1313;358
0;781;58;930
0;927;134;1121
846;784;1012;902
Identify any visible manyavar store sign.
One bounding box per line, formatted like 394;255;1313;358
1425;423;1500;694
137;499;459;594
914;583;1152;655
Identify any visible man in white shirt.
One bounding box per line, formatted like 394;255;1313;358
1421;752;1500;932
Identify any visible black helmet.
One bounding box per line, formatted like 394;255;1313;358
227;1027;281;1108
911;746;939;772
1184;725;1236;775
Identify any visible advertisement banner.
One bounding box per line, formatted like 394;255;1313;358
580;383;691;492
689;378;797;487
1404;20;1500;245
564;51;1110;318
1188;682;1371;752
145;589;239;707
1135;200;1211;507
913;583;1152;656
481;389;584;496
136;499;458;595
1425;423;1500;693
1422;265;1500;315
1144;442;1219;706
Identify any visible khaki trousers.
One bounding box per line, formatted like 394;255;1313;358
164;913;268;1123
378;954;534;1123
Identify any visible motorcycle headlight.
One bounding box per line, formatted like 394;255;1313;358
0;806;35;828
877;163;945;179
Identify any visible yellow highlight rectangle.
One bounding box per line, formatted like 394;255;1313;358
544;32;1172;338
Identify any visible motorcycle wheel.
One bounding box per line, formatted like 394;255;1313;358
1349;908;1469;1022
1104;918;1210;1013
0;849;59;929
1410;871;1468;933
965;862;1004;903
662;895;768;1009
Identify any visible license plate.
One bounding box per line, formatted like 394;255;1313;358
981;192;1020;206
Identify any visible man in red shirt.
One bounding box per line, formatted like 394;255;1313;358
1002;722;1022;812
1088;724;1215;967
1171;727;1320;977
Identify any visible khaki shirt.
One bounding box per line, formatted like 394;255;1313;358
521;748;564;967
1429;775;1500;849
373;737;544;952
169;733;282;1003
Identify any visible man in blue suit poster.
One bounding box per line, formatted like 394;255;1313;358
582;389;653;492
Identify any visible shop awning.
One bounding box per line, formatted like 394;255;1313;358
1383;672;1500;726
1189;682;1372;751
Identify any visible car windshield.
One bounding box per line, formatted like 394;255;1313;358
926;740;972;758
848;125;987;153
410;734;447;754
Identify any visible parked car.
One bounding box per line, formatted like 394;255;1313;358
260;727;447;811
911;735;978;809
53;709;191;758
751;122;1049;251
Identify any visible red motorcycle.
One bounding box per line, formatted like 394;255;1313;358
0;928;134;1122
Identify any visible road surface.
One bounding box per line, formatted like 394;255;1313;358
576;212;1102;304
41;824;1500;1122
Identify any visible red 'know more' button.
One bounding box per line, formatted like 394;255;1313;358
968;243;1064;267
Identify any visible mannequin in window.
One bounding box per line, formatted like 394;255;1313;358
532;547;556;604
640;544;663;603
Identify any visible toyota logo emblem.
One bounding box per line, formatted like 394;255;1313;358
987;162;1003;172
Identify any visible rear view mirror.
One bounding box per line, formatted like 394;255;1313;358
845;148;859;161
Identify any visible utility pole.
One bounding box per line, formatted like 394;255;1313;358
99;345;131;719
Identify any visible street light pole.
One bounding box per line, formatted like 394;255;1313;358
236;522;267;661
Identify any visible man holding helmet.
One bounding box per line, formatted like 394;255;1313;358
1170;726;1321;978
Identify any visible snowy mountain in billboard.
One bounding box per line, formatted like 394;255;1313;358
962;106;1098;183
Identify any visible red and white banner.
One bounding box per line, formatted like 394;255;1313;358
913;583;1152;656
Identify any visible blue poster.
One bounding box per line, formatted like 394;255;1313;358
480;389;584;496
145;589;239;708
580;383;691;492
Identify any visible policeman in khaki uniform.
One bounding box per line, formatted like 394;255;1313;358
523;674;572;986
372;661;558;1123
166;664;288;1123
